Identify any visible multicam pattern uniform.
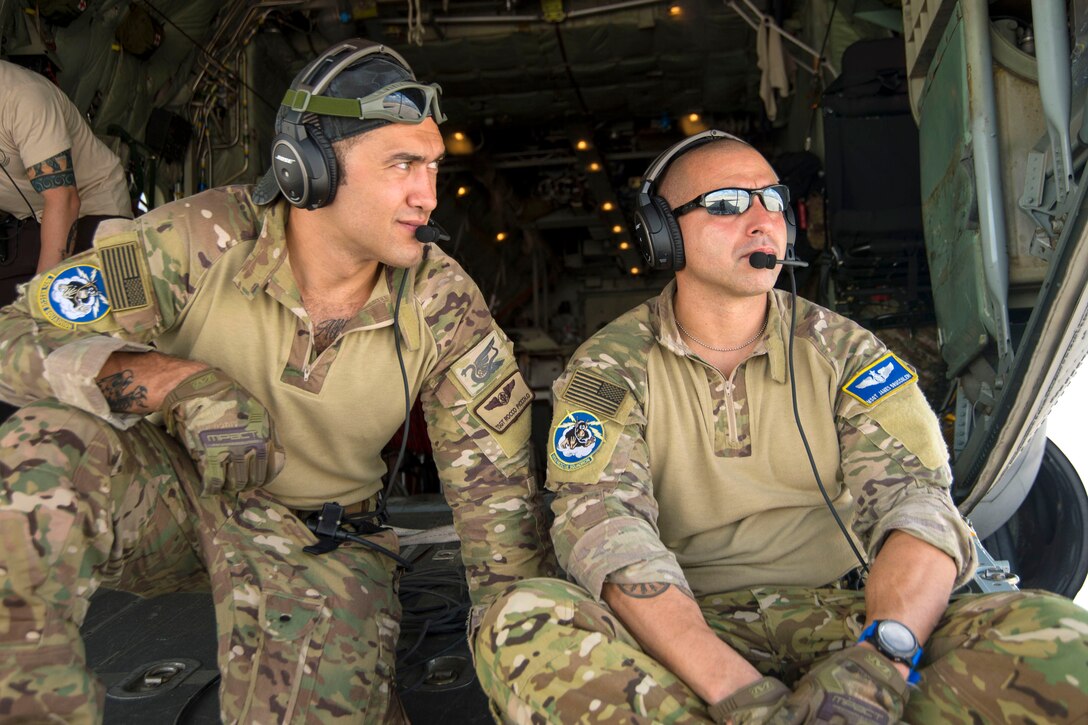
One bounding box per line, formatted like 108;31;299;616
0;186;556;723
475;282;1088;723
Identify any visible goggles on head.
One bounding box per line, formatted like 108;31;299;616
281;80;447;125
672;184;790;217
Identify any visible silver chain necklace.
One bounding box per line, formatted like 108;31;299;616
676;317;768;352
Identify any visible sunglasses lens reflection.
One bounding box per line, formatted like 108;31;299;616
705;189;747;215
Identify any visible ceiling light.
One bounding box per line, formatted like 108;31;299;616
680;112;710;137
456;186;469;197
619;241;631;250
587;162;602;173
496;232;507;242
446;131;475;156
630;266;641;275
669;3;682;16
612;225;622;234
601;201;614;212
575;139;590;151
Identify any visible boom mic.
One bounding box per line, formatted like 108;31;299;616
749;251;809;269
414;221;451;244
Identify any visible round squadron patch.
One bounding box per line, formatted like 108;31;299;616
549;411;605;471
36;264;111;330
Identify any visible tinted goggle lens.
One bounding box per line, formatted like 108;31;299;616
381;88;429;120
361;82;445;124
703;185;789;214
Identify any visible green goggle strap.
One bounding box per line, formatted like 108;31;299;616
281;82;446;125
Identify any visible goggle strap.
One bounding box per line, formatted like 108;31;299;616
281;85;444;124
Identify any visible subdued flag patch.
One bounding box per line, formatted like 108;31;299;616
563;370;629;419
476;372;532;433
100;240;151;312
843;352;916;406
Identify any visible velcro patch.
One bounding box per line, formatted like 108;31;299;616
475;372;532;433
842;352;916;407
549;410;605;471
99;240;151;312
453;330;506;398
35;264;111;330
563;370;629;419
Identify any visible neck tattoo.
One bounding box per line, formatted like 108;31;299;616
676;316;768;352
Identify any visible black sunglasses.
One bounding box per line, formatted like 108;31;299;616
672;184;791;217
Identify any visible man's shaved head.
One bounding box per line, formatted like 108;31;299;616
658;140;772;208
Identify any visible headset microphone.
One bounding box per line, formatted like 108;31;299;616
749;251;810;269
414;221;450;243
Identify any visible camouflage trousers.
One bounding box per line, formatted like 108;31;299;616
0;400;406;724
475;577;1088;724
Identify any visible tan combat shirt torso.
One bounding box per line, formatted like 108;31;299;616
0;61;131;221
0;186;555;605
546;282;976;600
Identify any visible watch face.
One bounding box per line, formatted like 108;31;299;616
878;621;917;656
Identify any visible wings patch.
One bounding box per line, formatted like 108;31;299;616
475;372;532;433
843;352;916;406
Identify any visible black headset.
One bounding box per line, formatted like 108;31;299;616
632;129;797;271
271;40;417;210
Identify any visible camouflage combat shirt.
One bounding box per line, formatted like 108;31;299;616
546;281;976;600
0;186;553;606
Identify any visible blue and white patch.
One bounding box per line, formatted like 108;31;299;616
36;264;111;330
842;352;916;406
549;410;605;471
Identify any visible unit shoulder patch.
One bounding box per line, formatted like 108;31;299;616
452;329;506;398
475;372;532;433
35;263;111;330
549;410;605;471
562;369;631;420
842;351;917;407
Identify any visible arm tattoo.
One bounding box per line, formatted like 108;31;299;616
64;221;78;257
97;369;149;412
313;318;349;354
617;582;672;599
26;149;76;193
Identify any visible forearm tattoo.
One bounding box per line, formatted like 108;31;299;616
617;582;672;599
314;318;349;354
64;221;78;257
26;149;76;193
97;369;149;412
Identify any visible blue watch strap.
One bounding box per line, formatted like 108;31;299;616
858;620;923;685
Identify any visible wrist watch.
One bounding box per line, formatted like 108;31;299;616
858;620;923;673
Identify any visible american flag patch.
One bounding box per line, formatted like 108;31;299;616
100;241;149;312
564;370;628;418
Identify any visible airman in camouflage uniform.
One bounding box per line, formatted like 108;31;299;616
475;135;1088;723
0;40;555;724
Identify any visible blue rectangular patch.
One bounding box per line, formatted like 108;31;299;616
842;352;916;406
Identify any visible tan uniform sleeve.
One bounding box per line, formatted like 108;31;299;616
546;360;690;601
418;260;557;609
837;358;977;589
11;80;71;171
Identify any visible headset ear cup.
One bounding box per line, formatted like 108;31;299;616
652;195;685;270
305;123;339;209
785;204;797;248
